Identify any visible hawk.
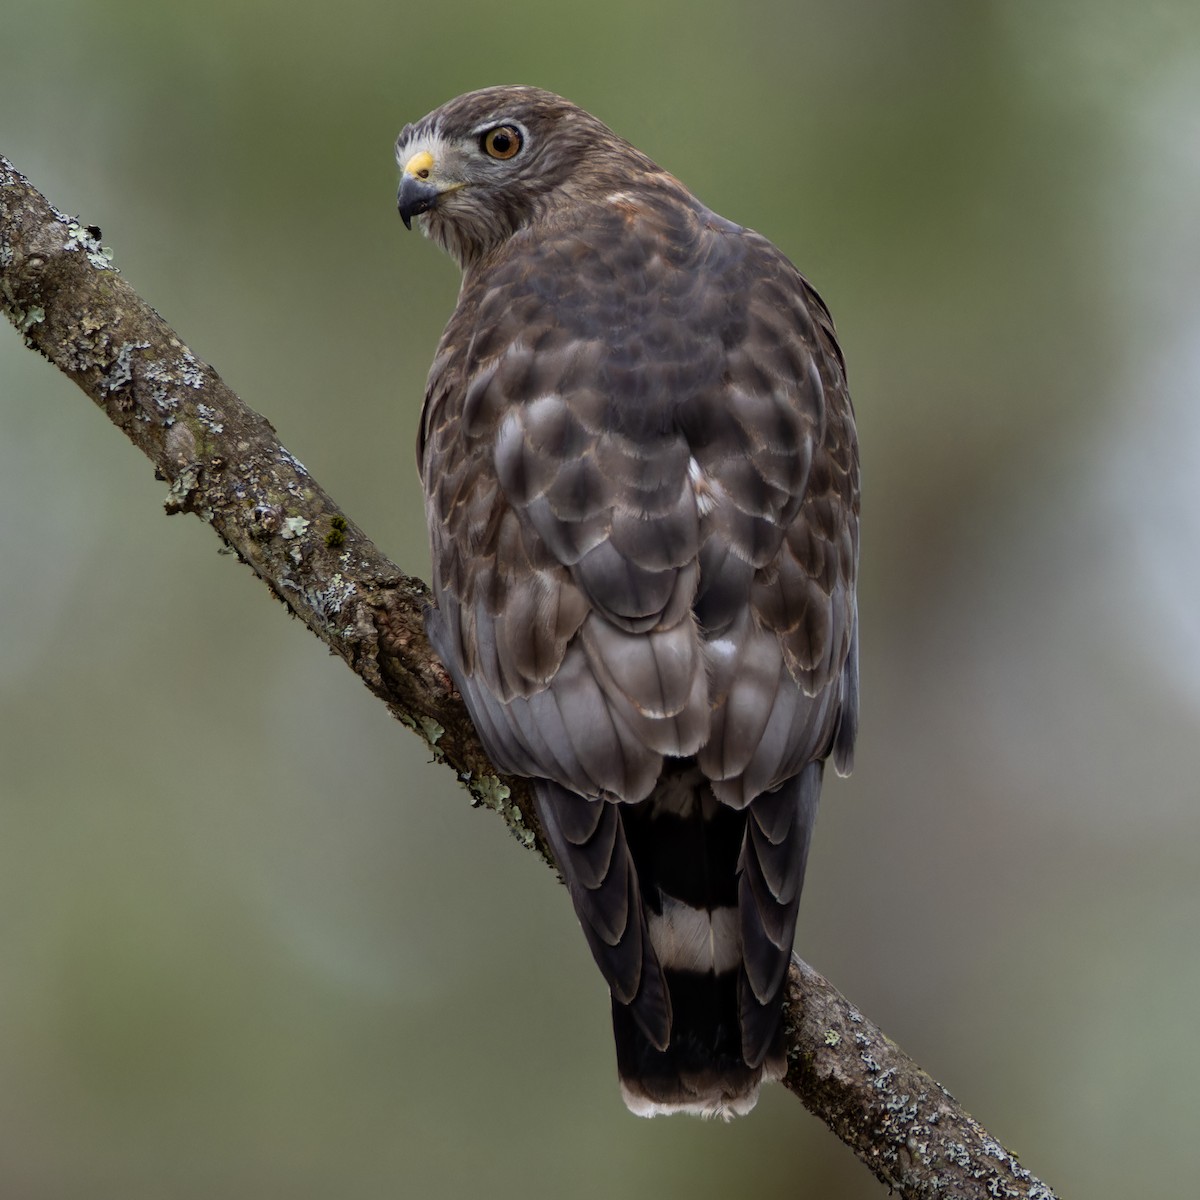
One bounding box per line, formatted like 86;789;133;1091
395;86;859;1118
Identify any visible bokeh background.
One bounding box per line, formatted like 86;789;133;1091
3;1;1199;1195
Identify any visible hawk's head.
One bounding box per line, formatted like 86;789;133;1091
395;86;658;267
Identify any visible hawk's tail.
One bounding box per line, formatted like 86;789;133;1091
536;764;821;1120
611;962;779;1119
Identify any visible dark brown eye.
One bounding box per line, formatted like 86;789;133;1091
481;125;522;160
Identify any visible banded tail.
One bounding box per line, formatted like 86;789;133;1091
535;761;821;1119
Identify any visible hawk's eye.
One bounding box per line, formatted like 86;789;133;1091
481;125;523;160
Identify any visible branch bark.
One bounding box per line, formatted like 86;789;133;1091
1;155;1057;1200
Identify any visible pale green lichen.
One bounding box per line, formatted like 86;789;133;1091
465;773;536;847
311;571;356;619
195;402;224;434
281;515;309;540
164;465;200;512
16;305;44;334
277;447;309;476
823;1029;840;1047
64;221;116;271
469;773;509;808
101;340;149;393
417;716;445;760
395;711;446;762
141;357;182;414
178;350;205;389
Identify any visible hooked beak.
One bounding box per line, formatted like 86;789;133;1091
397;173;441;230
397;149;442;230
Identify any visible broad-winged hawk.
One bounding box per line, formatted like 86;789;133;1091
395;86;859;1118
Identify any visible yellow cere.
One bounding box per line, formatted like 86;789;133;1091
404;150;435;179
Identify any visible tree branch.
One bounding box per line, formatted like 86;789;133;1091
1;155;1057;1200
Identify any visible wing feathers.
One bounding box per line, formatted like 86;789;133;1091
738;764;822;1066
536;782;671;1049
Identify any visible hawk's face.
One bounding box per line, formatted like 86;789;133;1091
395;85;656;268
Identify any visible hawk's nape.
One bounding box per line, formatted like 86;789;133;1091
396;85;859;1119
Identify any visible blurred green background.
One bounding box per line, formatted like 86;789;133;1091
3;1;1199;1195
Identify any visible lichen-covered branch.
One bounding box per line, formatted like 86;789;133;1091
0;155;1057;1200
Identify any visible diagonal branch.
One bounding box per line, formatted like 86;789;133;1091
0;155;1057;1200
